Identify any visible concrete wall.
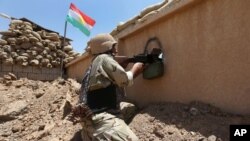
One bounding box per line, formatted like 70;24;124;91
117;0;250;115
0;63;61;81
66;53;92;82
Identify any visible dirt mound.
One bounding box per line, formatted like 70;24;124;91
130;102;250;141
0;78;250;141
0;78;82;141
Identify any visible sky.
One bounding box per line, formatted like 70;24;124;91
0;0;163;53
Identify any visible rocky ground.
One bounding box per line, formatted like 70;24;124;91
130;102;250;141
0;75;250;141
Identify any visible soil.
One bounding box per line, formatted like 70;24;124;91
0;77;250;141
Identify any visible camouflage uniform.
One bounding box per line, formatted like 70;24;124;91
79;54;138;141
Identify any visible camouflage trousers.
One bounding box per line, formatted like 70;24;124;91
80;102;138;141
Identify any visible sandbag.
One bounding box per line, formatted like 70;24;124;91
11;20;23;25
11;52;18;58
140;1;167;17
0;51;8;59
138;11;157;23
20;42;31;49
63;45;73;52
3;57;14;65
31;50;38;56
23;21;32;27
0;19;80;68
41;58;50;66
30;59;39;66
46;33;59;41
35;55;43;61
35;42;43;48
0;31;17;36
0;39;8;45
31;31;42;40
7;38;16;45
48;42;56;50
16;56;28;62
29;36;39;42
3;45;12;52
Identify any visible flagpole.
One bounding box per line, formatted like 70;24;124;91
61;21;68;79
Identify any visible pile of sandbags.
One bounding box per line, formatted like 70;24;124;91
0;19;80;67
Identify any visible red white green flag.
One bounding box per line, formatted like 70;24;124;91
66;3;96;36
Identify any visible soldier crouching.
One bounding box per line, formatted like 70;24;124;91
69;33;144;141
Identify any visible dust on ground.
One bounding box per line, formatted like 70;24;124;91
0;77;250;141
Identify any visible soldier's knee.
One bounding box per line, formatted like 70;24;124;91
120;102;137;123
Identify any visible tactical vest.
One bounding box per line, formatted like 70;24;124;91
86;85;117;114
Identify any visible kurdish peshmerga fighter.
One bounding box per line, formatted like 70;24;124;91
70;33;144;141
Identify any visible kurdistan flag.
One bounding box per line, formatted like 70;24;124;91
66;3;96;36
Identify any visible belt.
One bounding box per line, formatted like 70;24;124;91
91;107;121;115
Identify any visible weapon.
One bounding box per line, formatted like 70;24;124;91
127;48;163;64
116;37;165;79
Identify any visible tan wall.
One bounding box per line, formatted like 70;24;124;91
118;0;250;115
66;54;92;82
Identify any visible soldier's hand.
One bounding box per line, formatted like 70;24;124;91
130;62;145;78
67;113;78;125
69;104;93;120
134;62;144;71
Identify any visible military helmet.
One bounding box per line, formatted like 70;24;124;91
86;33;117;55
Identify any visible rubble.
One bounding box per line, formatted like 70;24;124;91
0;100;28;121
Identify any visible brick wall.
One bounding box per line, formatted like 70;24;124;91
0;63;62;81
